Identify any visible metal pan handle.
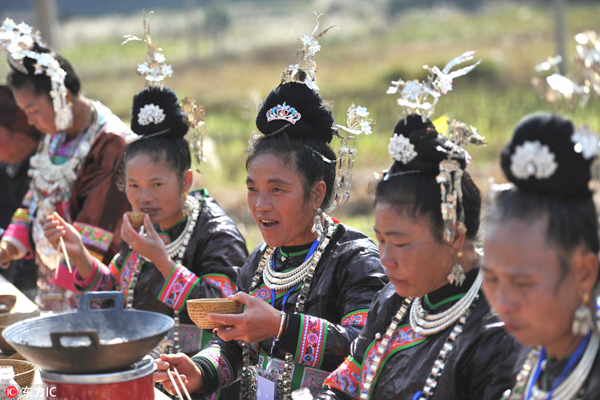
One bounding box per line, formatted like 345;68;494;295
79;291;125;312
50;331;101;350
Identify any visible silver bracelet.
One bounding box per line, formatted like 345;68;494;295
276;311;287;341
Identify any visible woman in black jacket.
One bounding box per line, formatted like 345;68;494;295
316;114;521;400
155;78;386;400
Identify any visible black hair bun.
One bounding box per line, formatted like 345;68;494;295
131;87;188;139
255;82;335;144
501;113;592;198
389;114;464;174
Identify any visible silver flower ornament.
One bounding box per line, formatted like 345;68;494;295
137;103;166;126
510;141;558;180
388;134;417;165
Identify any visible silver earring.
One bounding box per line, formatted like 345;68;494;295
311;208;323;236
573;294;593;336
447;262;466;286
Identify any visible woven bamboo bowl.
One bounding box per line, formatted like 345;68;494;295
0;295;17;314
125;212;146;229
0;359;36;390
186;299;243;330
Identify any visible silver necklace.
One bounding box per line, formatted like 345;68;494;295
262;231;327;291
240;216;337;400
30;104;98;268
523;333;599;400
415;294;479;399
360;269;482;400
410;269;483;336
263;254;313;291
126;194;200;354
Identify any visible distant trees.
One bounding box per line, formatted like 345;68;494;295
388;0;598;16
386;0;549;15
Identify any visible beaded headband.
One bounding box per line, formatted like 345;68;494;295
383;53;485;243
0;18;72;132
125;12;206;169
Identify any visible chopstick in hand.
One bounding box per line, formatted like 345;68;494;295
173;367;192;400
59;237;72;273
166;368;185;400
54;253;59;280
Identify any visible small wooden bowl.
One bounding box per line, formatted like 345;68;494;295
0;295;17;314
186;298;243;330
0;311;41;354
125;212;147;229
0;359;36;390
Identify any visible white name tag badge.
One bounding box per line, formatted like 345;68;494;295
256;375;276;400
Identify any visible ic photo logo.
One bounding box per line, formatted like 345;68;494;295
5;386;18;398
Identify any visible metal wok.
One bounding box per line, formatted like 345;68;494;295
2;291;173;374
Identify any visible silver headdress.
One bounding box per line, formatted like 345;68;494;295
122;11;173;90
180;97;206;169
436;119;486;243
387;51;481;122
334;104;375;206
385;52;485;243
0;18;72;131
125;12;206;170
533;30;600;109
533;30;600;214
280;12;336;91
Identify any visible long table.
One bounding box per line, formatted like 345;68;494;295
0;275;172;399
0;275;38;312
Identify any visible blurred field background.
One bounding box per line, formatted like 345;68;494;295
1;0;599;249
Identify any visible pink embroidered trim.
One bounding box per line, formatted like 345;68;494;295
195;348;232;389
359;325;425;396
324;356;361;399
73;222;113;253
158;264;200;311
119;251;141;295
201;274;236;298
73;259;114;292
341;310;368;327
296;314;328;369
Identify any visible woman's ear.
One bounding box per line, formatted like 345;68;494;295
183;169;194;193
573;247;599;297
311;180;327;208
66;90;73;105
451;222;468;254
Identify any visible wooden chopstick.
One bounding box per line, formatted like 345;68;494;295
174;367;192;400
166;368;184;400
54;254;59;280
59;237;72;273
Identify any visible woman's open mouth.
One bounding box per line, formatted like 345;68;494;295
259;218;279;229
